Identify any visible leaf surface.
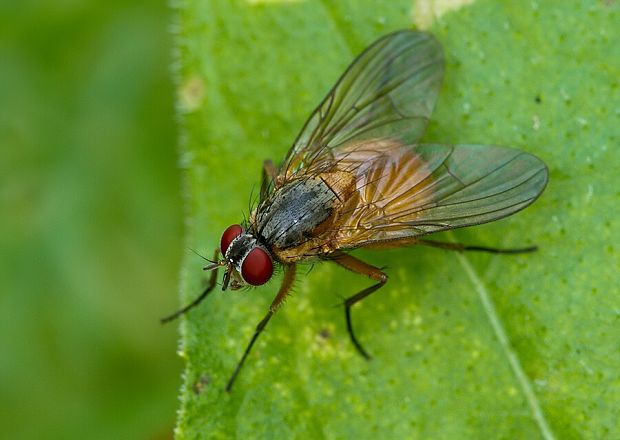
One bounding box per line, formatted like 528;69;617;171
174;0;620;438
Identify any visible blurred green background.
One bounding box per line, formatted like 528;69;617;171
1;1;183;439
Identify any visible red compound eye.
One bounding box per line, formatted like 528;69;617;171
241;247;273;286
220;224;243;254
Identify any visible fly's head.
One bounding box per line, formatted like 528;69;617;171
213;224;273;290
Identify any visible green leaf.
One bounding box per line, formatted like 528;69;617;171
173;0;619;438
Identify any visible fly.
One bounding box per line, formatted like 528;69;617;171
162;30;548;391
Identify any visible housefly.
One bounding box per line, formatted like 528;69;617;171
163;30;548;391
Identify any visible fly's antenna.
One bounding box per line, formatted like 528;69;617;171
189;248;225;270
189;248;215;263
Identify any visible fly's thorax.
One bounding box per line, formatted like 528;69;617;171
255;177;343;249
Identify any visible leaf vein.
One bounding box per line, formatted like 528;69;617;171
451;234;556;440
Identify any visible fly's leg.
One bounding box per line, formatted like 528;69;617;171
368;237;537;254
417;239;537;254
226;264;296;392
329;251;388;360
160;249;220;324
326;240;533;358
260;159;278;201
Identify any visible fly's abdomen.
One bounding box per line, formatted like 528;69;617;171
256;178;336;249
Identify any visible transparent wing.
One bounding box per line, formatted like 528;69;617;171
281;30;444;180
328;142;548;248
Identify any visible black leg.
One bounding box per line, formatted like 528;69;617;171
417;239;538;254
160;249;220;324
226;312;273;392
330;251;388;359
225;264;296;392
344;282;386;359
